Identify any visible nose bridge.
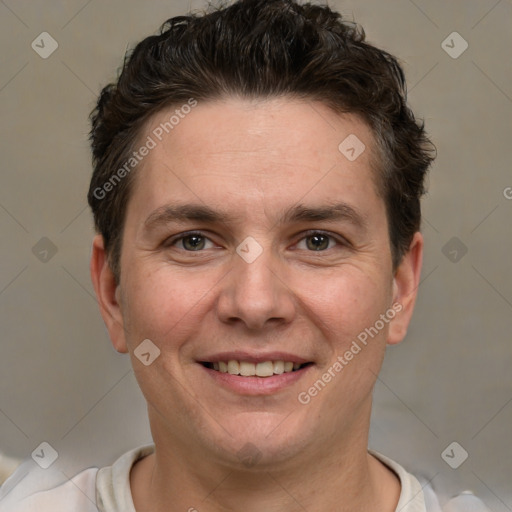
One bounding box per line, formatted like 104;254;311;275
237;244;277;295
217;236;294;328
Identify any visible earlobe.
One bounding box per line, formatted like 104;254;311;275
387;232;424;345
90;234;129;354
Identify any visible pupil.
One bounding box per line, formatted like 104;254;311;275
184;235;204;250
308;234;328;251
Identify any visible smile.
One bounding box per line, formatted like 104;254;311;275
201;360;311;377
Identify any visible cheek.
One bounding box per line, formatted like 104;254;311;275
121;264;218;346
296;267;391;340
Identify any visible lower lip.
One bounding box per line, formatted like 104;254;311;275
200;364;313;395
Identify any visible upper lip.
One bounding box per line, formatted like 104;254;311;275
197;351;312;364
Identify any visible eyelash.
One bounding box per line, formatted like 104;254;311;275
165;230;349;252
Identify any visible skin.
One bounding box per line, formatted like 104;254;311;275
91;97;423;512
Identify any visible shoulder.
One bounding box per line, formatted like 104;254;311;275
0;461;98;512
369;450;443;512
96;444;155;512
0;445;154;512
369;451;491;512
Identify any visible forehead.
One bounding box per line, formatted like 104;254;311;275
128;98;384;225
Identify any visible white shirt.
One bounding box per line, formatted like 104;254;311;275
0;445;442;511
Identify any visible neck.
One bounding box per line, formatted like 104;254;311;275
130;405;400;512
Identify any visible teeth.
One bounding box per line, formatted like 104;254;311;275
240;361;256;376
210;359;305;377
273;360;284;374
227;360;239;375
256;361;274;377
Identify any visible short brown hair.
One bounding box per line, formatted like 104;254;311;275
88;0;435;282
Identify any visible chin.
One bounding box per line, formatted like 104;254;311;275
201;412;315;470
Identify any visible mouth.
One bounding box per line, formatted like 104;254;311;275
197;352;315;394
200;360;313;377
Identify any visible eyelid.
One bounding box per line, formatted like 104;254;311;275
294;229;350;249
164;230;217;249
165;229;349;251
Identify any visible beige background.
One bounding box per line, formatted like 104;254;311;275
0;0;511;508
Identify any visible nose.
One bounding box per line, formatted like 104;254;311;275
215;243;296;331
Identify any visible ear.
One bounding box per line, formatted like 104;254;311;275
387;231;423;345
90;234;128;353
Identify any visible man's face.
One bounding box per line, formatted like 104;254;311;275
97;98;419;467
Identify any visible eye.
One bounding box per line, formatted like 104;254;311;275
296;231;343;251
167;231;216;251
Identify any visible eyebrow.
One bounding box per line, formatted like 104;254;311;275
144;201;368;231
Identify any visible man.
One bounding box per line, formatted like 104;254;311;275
1;0;448;510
